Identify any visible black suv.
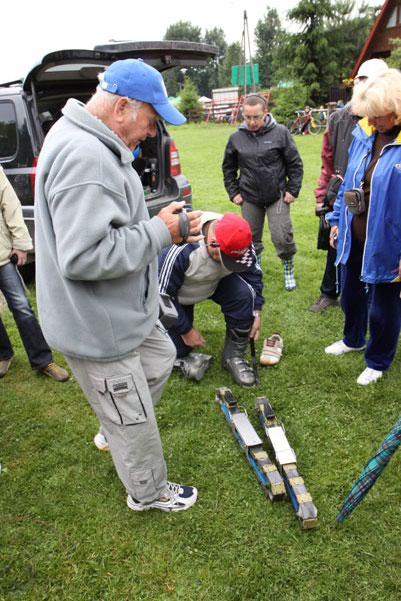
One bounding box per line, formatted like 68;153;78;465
0;41;217;258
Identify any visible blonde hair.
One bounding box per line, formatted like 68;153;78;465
351;69;401;124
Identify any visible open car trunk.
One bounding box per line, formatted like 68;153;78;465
22;42;217;205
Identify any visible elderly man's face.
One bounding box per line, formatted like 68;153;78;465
120;102;158;150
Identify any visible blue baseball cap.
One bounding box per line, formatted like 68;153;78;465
100;58;186;126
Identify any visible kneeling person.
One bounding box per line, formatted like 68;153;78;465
158;212;264;386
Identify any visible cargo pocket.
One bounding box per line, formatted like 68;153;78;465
89;373;147;426
129;467;157;500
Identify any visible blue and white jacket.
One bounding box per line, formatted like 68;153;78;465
158;212;264;334
327;118;401;284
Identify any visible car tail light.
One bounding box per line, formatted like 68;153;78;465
181;185;191;199
30;157;38;196
169;139;181;177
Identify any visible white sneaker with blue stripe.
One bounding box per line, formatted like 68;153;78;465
127;481;198;512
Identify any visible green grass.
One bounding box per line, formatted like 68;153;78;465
1;124;401;601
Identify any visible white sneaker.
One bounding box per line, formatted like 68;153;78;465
127;481;198;512
325;340;365;356
94;431;109;451
260;334;284;366
357;367;383;385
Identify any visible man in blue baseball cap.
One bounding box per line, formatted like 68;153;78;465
100;58;186;126
35;58;202;513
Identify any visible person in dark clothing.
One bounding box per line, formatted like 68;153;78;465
310;58;389;312
222;95;303;291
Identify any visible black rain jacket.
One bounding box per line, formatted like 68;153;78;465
222;115;304;206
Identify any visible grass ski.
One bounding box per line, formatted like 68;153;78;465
256;396;318;529
215;387;285;501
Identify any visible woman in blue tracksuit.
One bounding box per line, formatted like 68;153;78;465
325;69;401;385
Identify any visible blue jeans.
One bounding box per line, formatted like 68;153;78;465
0;262;53;370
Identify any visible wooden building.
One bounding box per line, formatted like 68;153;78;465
353;0;401;77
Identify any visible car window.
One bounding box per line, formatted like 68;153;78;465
0;101;18;158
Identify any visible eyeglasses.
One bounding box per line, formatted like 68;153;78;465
205;242;220;248
243;114;265;122
369;112;394;121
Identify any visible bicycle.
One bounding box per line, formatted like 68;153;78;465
286;110;322;135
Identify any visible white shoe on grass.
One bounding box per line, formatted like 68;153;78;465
357;367;383;386
94;431;109;451
127;481;198;512
325;340;365;356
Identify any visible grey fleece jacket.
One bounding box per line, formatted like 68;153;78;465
35;98;171;360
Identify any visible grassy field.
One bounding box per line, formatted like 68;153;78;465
1;123;401;601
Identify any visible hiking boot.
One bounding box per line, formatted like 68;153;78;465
174;353;213;382
309;294;338;312
282;257;296;290
325;340;365;356
94;431;109;451
127;481;198;512
357;367;383;386
40;362;70;382
260;334;283;366
222;327;255;387
0;356;13;378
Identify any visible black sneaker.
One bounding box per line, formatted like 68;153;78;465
127;481;198;512
309;295;338;312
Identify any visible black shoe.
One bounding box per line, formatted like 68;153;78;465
309;295;338;312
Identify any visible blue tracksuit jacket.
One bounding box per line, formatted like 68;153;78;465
327;118;401;284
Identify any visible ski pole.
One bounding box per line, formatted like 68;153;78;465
249;338;260;385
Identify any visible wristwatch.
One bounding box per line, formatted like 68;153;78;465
253;310;261;318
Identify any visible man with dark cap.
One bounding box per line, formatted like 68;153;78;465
35;59;202;513
158;212;264;387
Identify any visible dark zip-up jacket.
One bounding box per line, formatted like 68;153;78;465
222;115;303;206
314;106;359;207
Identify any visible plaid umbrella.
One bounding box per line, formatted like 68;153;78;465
336;415;401;522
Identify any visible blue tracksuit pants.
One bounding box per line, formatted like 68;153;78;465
341;238;401;371
169;273;255;358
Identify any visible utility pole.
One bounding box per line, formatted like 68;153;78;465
238;10;256;95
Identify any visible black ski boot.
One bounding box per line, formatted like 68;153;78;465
221;328;256;387
174;353;214;382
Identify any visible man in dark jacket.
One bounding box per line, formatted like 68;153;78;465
222;95;303;290
310;58;389;311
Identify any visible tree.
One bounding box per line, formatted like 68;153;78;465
178;77;201;118
162;22;227;97
218;42;241;88
286;0;337;104
164;21;202;42
163;21;203;96
327;1;381;81
254;7;284;88
202;27;227;92
269;83;310;124
388;38;401;69
279;0;379;104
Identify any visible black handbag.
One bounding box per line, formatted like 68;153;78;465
317;214;331;250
